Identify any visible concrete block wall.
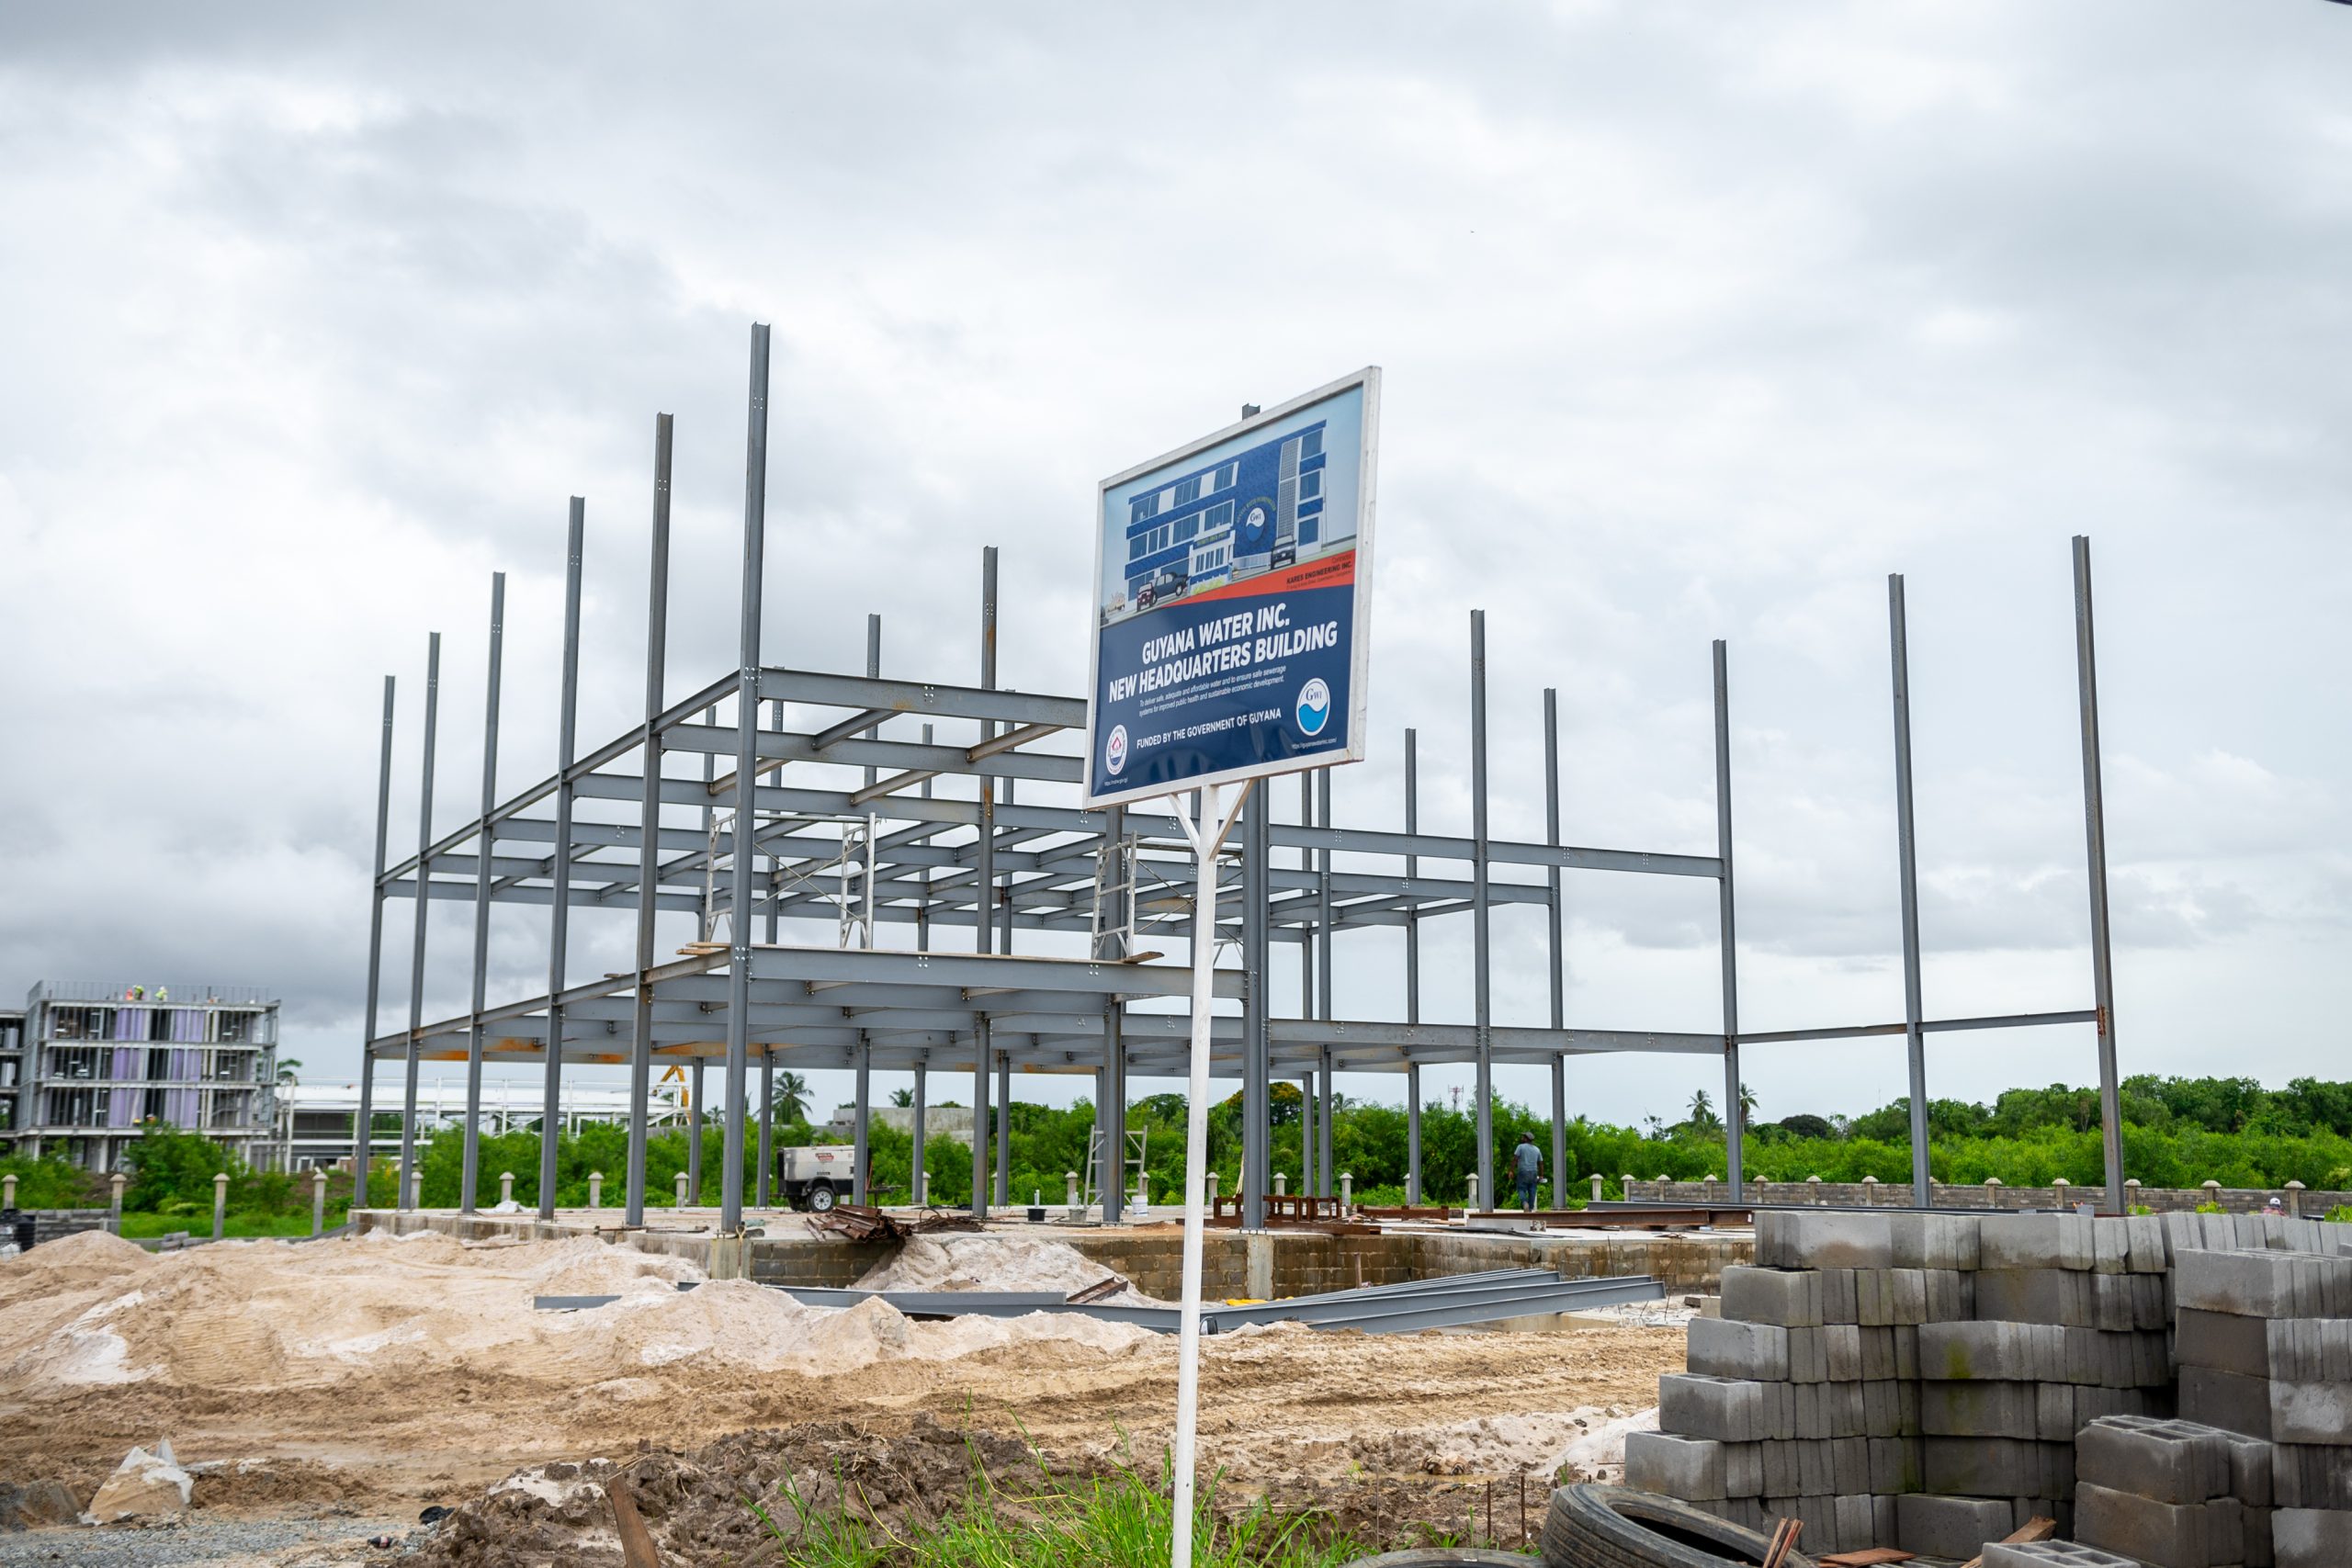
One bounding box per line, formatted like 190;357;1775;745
1640;1208;2352;1562
1632;1179;2352;1217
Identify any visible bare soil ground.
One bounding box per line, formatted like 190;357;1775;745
0;1228;1683;1561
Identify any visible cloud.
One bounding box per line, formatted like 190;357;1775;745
1;1;2346;1128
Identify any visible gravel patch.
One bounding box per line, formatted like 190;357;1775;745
0;1510;420;1566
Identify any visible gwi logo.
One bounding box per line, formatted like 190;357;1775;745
1104;723;1130;775
1295;678;1331;738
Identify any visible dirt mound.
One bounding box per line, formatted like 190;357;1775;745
415;1414;1064;1567
4;1227;154;1284
854;1234;1135;1295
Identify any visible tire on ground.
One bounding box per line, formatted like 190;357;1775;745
1540;1484;1812;1568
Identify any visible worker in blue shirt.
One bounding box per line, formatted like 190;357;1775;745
1511;1135;1543;1212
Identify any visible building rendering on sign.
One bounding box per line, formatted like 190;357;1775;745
0;982;281;1172
1113;419;1339;620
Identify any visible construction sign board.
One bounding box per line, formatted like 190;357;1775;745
1084;367;1381;807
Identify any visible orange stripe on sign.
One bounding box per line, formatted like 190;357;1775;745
1182;548;1355;610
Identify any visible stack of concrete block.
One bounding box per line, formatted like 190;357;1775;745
1638;1208;2352;1562
2069;1414;2270;1568
2165;1247;2352;1567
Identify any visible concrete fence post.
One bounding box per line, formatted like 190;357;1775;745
2285;1180;2305;1217
2124;1177;2141;1210
1465;1173;1479;1212
107;1173;123;1232
1273;1172;1286;1198
1066;1170;1080;1208
588;1170;603;1209
4;1173;17;1210
499;1171;514;1207
1339;1171;1351;1212
211;1171;230;1241
2202;1179;2222;1209
1590;1173;1603;1203
1861;1175;1880;1206
917;1168;929;1205
2052;1177;2070;1201
1135;1171;1148;1213
675;1170;690;1209
311;1169;327;1236
1806;1175;1824;1205
1204;1170;1219;1210
1623;1174;1636;1201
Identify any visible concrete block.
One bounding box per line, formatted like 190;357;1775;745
1889;1209;1982;1271
1858;1325;1898;1382
1720;1265;1823;1327
1758;1208;1895;1270
2094;1215;2130;1274
1867;1434;1923;1494
2248;1500;2275;1568
1921;1378;2040;1439
1976;1268;2095;1325
2271;1443;2352;1510
1820;1267;1860;1325
2126;1213;2167;1273
1981;1211;2097;1271
1760;1438;1798;1497
1921;1436;2073;1498
2075;1414;2233;1505
2271;1507;2352;1568
2162;1212;2203;1263
1888;1267;1928;1325
2265;1317;2352;1382
1658;1372;1764;1442
1829;1435;1867;1495
1625;1430;1726;1499
1797;1435;1833;1496
1760;1378;1796;1440
1921;1319;2064;1382
2182;1364;2277;1440
2224;1430;2274;1507
1898;1492;2018;1559
2075;1481;2231;1568
2269;1378;2352;1445
1983;1544;2143;1568
1787;1325;1828;1383
1830;1493;1874;1555
1894;1323;1921;1381
2177;1249;2352;1319
1862;1377;1916;1438
2036;1380;2079;1441
1726;1439;1763;1497
1824;1323;1863;1382
1688;1316;1790;1382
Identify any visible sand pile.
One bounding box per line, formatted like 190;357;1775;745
854;1234;1137;1295
0;1229;1152;1409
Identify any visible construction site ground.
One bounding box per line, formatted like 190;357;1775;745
0;1224;1695;1563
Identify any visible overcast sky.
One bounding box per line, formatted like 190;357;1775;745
2;2;2346;1131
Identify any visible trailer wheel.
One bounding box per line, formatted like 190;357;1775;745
1541;1484;1811;1568
1338;1551;1543;1568
807;1181;838;1213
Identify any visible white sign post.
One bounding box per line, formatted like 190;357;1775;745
1082;370;1380;1567
1166;779;1250;1568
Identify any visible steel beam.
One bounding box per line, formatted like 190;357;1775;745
1714;639;1745;1201
1888;580;1929;1206
401;631;440;1211
1471;611;1493;1199
460;572;505;1213
354;674;396;1205
718;323;769;1233
626;412;672;1224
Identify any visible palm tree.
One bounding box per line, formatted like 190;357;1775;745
1739;1083;1759;1122
888;1087;914;1109
1687;1088;1721;1131
773;1070;811;1125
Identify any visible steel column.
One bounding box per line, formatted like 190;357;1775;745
718;323;770;1233
687;1061;704;1201
853;1033;872;1204
1887;582;1929;1207
1714;640;1745;1200
460;573;504;1213
994;1046;1011;1206
1406;1063;1421;1206
2073;536;2126;1213
1239;790;1267;1229
970;1018;990;1218
1545;687;1568;1209
401;631;440;1211
355;674;395;1204
976;547;998;957
1317;1045;1334;1196
756;1047;773;1208
910;1057;927;1205
1405;727;1420;1028
625;413;672;1225
541;507;585;1216
1470;610;1493;1200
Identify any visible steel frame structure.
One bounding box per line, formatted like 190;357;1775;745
355;324;2130;1230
